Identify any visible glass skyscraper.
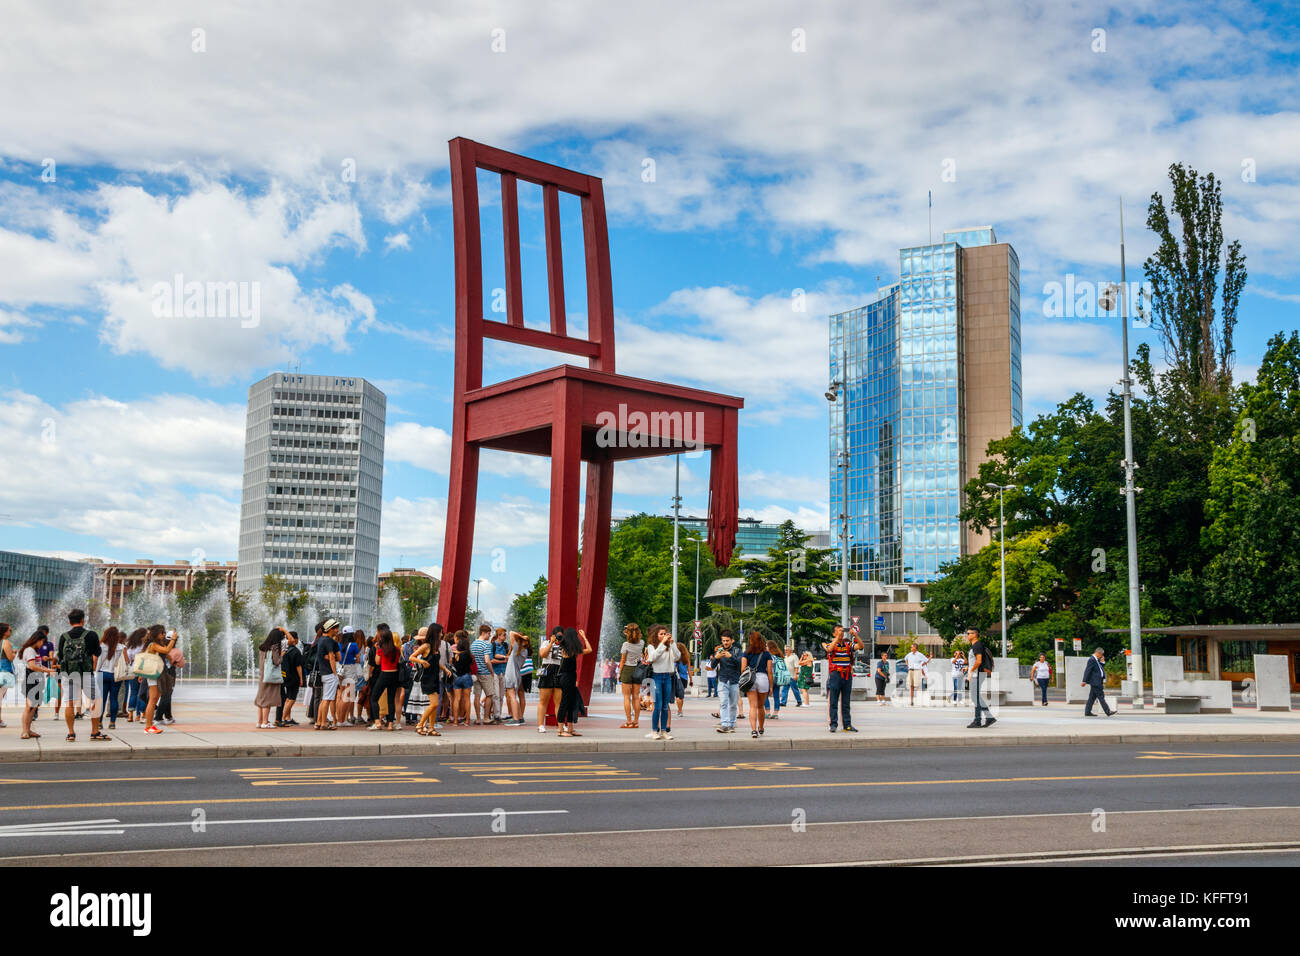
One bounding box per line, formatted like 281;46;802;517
237;372;386;625
831;227;1021;584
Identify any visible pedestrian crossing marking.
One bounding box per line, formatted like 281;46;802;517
440;759;655;785
233;765;439;786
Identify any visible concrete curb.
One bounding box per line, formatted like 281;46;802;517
3;730;1299;763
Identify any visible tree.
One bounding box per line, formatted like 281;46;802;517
507;576;548;638
680;605;779;660
386;574;439;633
260;574;311;620
1201;332;1300;621
1144;162;1247;397
605;514;722;633
732;521;838;649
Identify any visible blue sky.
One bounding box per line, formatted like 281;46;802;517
1;1;1298;625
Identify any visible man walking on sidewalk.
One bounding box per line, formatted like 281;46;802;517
822;624;863;733
712;630;742;733
1082;647;1116;717
966;628;996;729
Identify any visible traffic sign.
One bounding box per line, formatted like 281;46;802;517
874;615;885;631
850;615;860;637
1072;638;1082;652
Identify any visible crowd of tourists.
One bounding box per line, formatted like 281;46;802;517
0;611;183;740
254;617;594;737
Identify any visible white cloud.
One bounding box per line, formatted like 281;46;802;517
0;390;245;557
379;495;550;553
383;232;411;253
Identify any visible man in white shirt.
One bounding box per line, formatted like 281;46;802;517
903;643;930;706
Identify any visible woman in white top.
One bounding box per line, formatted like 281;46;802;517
951;649;967;703
19;630;53;740
95;626;126;730
644;625;680;741
1031;653;1052;706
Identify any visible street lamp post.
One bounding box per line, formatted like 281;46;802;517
693;537;702;672
827;350;850;634
473;577;485;616
784;548;798;647
671;454;681;649
1102;200;1144;708
985;483;1013;657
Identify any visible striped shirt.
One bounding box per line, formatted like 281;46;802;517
827;639;854;678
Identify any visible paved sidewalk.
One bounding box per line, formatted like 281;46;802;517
2;688;1298;763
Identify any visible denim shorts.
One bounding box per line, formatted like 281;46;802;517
453;674;473;690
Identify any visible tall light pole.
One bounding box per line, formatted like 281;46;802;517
985;483;1013;657
784;549;797;647
826;349;850;634
693;537;702;671
1102;199;1144;708
472;577;485;616
671;454;681;648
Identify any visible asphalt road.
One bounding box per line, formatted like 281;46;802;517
2;741;1298;865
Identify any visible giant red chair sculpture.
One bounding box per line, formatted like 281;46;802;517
436;138;743;701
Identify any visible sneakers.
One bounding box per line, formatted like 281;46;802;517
145;725;163;734
829;726;838;733
984;717;997;728
645;732;659;739
966;720;984;728
842;726;858;733
661;732;674;741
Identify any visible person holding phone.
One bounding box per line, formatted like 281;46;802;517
140;625;178;734
822;623;864;733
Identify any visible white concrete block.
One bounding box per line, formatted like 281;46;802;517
1150;655;1184;703
1165;679;1233;714
1254;655;1293;712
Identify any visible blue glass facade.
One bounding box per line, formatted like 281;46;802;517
830;227;1020;585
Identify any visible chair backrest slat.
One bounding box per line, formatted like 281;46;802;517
450;137;614;388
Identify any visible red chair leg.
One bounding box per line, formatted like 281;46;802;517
576;457;614;701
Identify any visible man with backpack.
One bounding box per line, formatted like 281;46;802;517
57;609;104;742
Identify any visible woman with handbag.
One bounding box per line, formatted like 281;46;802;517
741;631;774;739
535;626;564;734
618;623;646;729
555;626;592;738
410;624;449;736
644;625;680;741
137;625;177;734
255;628;286;728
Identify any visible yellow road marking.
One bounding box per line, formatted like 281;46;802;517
443;759;654;785
234;765;437;786
1137;751;1300;760
688;762;813;772
0;776;195;786
1;769;1299;812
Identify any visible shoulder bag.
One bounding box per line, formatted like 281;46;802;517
132;650;164;679
262;650;283;684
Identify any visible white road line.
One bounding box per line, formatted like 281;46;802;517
0;808;567;839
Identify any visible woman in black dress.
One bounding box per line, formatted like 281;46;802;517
555;626;591;738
